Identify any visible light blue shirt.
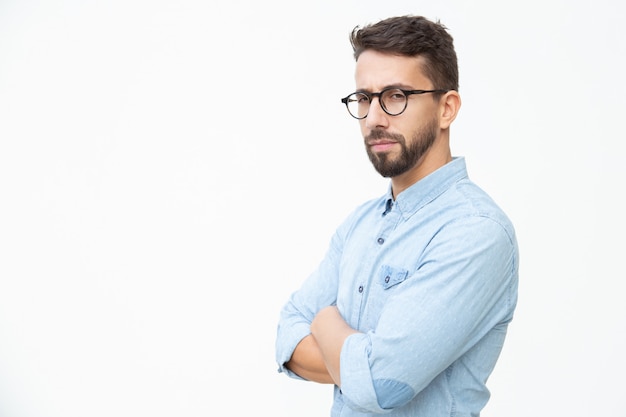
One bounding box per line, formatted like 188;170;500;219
276;157;519;416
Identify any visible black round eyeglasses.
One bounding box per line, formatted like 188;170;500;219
340;87;450;119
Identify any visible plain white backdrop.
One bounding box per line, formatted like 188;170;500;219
1;1;625;416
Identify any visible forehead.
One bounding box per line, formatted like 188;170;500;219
354;50;429;90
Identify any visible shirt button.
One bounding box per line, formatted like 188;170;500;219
377;237;384;245
385;276;390;283
358;286;363;293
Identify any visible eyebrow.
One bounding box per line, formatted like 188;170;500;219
355;83;414;93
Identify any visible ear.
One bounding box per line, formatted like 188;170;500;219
438;90;461;130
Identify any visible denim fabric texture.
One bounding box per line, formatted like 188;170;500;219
276;157;519;417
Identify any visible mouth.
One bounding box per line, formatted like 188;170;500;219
368;139;398;153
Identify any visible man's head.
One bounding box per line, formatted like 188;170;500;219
344;16;461;190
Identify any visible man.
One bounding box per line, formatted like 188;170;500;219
275;15;518;417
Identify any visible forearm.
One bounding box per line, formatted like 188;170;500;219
310;306;359;388
285;335;335;384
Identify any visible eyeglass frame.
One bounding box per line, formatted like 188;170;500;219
340;87;451;120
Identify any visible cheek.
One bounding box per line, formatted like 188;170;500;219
399;113;426;133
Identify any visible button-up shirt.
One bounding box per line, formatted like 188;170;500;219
276;157;519;416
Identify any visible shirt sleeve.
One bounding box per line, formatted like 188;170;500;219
275;224;346;378
338;215;519;412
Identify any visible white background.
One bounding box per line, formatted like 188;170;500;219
1;1;625;416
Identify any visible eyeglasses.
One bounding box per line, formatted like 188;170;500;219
340;87;450;119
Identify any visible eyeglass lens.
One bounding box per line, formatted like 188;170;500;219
345;89;408;119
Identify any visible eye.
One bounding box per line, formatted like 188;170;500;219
385;89;406;101
355;94;370;104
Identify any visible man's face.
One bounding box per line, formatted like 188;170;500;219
354;50;440;178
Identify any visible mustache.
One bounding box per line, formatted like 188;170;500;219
365;129;405;143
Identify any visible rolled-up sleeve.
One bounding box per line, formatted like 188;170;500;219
275;227;345;378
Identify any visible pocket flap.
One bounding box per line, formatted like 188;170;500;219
380;265;409;289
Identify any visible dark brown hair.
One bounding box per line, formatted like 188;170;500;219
349;15;459;91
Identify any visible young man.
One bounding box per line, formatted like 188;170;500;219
275;15;519;416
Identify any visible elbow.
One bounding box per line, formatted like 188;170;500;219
373;378;415;409
343;378;415;413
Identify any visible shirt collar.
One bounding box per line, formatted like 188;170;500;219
382;157;469;218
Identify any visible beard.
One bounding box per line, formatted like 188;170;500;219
365;118;439;178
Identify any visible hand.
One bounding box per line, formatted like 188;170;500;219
311;305;340;333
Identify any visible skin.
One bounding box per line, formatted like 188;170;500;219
285;50;462;387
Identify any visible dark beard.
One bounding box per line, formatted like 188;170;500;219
365;119;438;178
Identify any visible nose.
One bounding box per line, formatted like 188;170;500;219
364;96;389;129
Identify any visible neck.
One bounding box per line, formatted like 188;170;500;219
390;142;452;199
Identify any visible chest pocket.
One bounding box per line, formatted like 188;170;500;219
379;265;409;290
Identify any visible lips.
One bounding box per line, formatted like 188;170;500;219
368;139;398;153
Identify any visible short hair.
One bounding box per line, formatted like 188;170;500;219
349;15;459;91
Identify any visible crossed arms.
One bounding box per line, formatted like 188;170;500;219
285;305;359;387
